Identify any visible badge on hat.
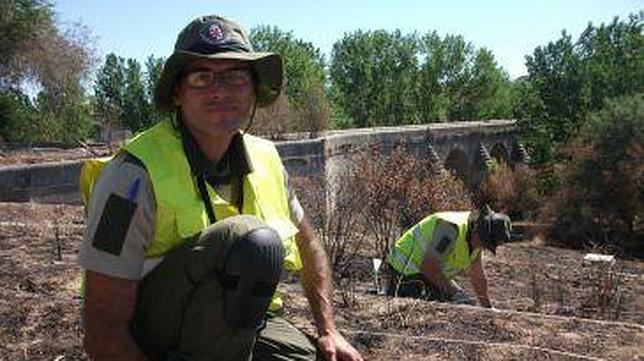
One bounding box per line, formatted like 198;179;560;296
201;21;227;45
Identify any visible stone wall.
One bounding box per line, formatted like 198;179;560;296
0;120;521;204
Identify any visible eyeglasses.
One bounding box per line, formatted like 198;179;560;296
183;69;253;89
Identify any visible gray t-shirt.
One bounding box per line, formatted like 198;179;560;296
79;151;305;280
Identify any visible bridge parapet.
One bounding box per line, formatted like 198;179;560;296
0;120;526;204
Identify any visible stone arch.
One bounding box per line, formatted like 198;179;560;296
511;141;531;165
490;142;510;166
444;148;471;186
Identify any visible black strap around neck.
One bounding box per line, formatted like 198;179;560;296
196;173;217;224
177;117;217;225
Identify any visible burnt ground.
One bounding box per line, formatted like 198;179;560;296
0;202;643;360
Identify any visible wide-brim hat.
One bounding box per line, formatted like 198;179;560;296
154;15;283;112
478;205;512;255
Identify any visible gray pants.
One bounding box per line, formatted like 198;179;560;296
254;315;321;361
130;215;318;361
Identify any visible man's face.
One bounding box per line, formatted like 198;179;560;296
174;59;256;139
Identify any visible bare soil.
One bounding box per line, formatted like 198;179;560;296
0;202;643;360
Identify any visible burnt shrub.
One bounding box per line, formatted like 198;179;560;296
333;145;473;262
479;162;541;220
253;92;296;139
252;86;331;140
292;145;473;280
292;173;370;281
540;93;644;257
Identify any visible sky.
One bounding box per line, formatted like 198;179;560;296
53;0;642;80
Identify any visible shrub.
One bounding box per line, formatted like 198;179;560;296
293;84;331;138
0;90;37;142
345;145;473;261
479;162;541;220
252;92;295;139
292;145;474;280
540;93;644;257
253;86;331;140
293;173;369;281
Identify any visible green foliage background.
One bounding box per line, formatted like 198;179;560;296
541;94;644;256
1;0;95;143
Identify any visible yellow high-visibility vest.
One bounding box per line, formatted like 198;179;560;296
387;211;479;279
80;120;301;311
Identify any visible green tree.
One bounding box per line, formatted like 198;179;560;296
419;34;512;122
122;58;148;131
330;30;419;127
417;31;450;122
438;34;474;121
0;89;37;141
93;53;126;141
512;78;554;167
543;93;644;255
332;29;511;127
0;0;51;89
330;30;375;127
578;13;644;110
251;26;325;103
144;55;169;127
526;31;589;151
93;54;168;136
468;48;512;119
1;0;95;143
521;12;643;164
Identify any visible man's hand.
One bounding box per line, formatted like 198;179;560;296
317;330;363;361
468;253;492;308
451;289;475;305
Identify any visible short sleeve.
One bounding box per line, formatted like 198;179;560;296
78;153;156;280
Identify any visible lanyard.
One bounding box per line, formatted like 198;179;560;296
179;123;217;224
178;120;244;225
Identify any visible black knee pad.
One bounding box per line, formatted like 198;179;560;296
219;226;284;330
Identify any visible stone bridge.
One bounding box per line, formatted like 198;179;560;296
0;119;527;204
280;119;527;186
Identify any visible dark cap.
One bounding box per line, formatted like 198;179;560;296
478;205;512;255
154;15;283;112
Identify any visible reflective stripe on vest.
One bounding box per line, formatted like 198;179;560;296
80;120;300;311
389;247;421;274
412;226;426;248
387;212;479;278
